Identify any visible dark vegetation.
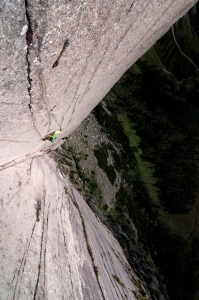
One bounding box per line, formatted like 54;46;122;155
93;11;199;300
113;63;199;214
94;101;168;299
67;146;103;202
94;144;116;184
58;9;199;300
63;120;167;297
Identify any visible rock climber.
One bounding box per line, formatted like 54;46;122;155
49;132;57;142
42;130;61;142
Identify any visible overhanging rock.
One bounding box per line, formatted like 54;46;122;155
0;0;197;164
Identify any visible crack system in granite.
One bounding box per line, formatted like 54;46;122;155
25;0;42;138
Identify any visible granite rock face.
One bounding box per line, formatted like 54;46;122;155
0;1;197;299
0;0;197;165
0;154;149;300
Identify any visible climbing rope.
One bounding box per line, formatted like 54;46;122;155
152;47;182;85
171;25;199;72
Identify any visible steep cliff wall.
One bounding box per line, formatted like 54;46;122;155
0;154;148;299
0;1;198;299
0;0;197;165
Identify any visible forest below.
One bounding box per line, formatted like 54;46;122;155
113;14;199;215
63;6;199;300
94;7;199;300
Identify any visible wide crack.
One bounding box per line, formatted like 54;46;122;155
25;0;33;109
25;0;42;138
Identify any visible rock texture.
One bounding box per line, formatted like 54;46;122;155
0;154;148;299
0;0;197;165
0;1;197;299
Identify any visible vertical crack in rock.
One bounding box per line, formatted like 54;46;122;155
24;2;58;135
43;203;50;294
33;219;44;300
33;189;46;299
69;189;106;300
79;211;106;300
25;0;42;138
24;0;33;114
11;220;37;299
59;194;76;298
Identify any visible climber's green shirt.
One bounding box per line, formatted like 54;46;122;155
51;132;56;140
